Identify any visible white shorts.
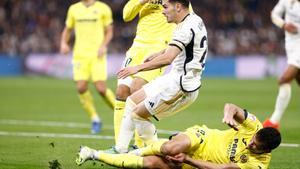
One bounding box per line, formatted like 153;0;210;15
143;73;199;120
286;42;300;68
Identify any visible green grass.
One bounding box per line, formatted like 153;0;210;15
0;76;299;169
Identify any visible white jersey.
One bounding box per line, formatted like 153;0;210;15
169;13;208;92
271;0;300;43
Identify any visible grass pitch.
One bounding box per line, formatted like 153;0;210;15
0;76;299;169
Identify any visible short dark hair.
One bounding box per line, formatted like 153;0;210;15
168;0;190;8
256;127;281;151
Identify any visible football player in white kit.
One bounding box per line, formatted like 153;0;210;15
264;0;300;129
115;0;208;153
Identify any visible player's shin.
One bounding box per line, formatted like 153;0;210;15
115;98;136;153
114;100;126;144
133;115;158;145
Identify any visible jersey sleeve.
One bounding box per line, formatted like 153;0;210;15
102;4;113;27
123;0;144;22
271;0;286;28
240;111;262;133
169;26;193;51
65;6;75;29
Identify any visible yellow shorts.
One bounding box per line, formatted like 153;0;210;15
124;44;167;82
72;55;107;82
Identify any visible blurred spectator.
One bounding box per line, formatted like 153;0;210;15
0;0;285;57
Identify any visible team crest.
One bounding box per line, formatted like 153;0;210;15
240;154;248;163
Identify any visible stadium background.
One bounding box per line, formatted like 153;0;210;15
0;0;299;169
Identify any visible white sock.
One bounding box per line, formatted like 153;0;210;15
270;84;291;123
115;98;136;153
134;118;158;145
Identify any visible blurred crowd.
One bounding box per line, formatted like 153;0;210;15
0;0;285;57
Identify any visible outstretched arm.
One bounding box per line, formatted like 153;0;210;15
117;45;180;79
222;103;247;130
167;153;240;169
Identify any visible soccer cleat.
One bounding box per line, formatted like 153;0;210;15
263;119;279;129
76;146;94;166
91;121;102;134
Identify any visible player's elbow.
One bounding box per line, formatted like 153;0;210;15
123;13;133;22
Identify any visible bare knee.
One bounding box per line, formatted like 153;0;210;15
161;140;182;156
116;85;130;101
130;77;148;94
76;81;88;94
94;83;106;96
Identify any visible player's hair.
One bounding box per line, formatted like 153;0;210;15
168;0;190;8
256;127;281;151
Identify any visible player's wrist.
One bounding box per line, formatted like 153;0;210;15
139;0;148;5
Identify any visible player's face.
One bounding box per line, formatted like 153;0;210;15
162;0;176;23
247;135;265;154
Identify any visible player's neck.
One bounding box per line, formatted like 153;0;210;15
176;10;190;24
81;0;95;7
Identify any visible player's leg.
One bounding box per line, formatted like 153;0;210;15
114;80;131;144
115;88;147;153
73;59;100;134
92;56;115;109
264;65;298;128
130;77;149;148
76;146;175;169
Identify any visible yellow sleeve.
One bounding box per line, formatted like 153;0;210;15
102;4;113;27
123;0;144;22
65;6;74;29
240;113;262;133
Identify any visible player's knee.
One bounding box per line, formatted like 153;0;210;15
130;78;147;94
116;85;130;100
161;141;180;156
77;83;88;94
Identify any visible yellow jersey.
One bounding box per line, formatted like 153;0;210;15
123;0;175;47
66;1;113;59
184;114;271;169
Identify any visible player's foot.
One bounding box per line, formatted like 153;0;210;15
76;146;95;166
263;119;279;129
91;121;102;134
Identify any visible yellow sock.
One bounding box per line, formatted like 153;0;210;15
104;88;115;109
114;100;125;144
134;130;145;148
97;152;143;168
79;91;99;121
140;139;168;156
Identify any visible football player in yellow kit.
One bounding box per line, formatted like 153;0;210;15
60;0;115;134
77;103;281;169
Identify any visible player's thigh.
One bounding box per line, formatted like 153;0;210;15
72;59;90;81
279;64;298;84
130;77;148;94
91;56;107;82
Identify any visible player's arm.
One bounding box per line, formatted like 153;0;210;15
222;103;247;130
60;27;73;54
98;24;113;57
143;49;166;63
123;0;148;22
271;0;285;28
271;0;298;33
117;45;179;79
167;153;240;169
